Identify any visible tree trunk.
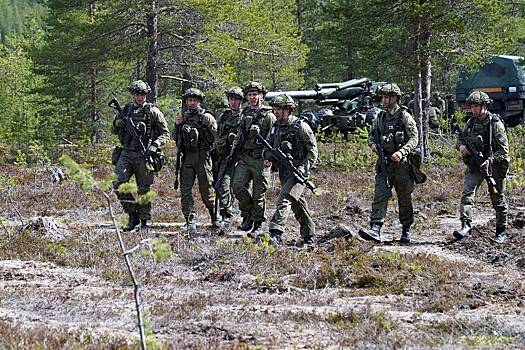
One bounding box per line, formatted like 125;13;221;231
146;0;158;103
89;1;99;143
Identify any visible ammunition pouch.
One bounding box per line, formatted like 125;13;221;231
111;146;123;166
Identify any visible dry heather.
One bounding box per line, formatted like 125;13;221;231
0;133;524;349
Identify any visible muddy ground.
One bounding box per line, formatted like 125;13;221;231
0;139;524;349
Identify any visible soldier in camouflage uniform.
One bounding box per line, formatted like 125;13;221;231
453;91;510;244
263;94;318;245
215;86;244;225
358;83;419;244
173;88;218;230
112;80;170;231
232;81;276;233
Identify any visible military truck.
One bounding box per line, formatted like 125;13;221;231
456;55;525;126
265;78;384;136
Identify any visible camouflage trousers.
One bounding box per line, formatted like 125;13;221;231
232;154;270;223
179;150;215;217
370;160;414;228
459;165;508;228
216;157;235;218
113;149;154;220
268;174;315;238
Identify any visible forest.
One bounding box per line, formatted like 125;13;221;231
2;0;525;349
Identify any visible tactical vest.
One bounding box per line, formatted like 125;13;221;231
218;110;241;138
464;113;499;159
180;108;213;152
378;107;408;156
119;103;154;150
242;106;273;151
269;117;307;165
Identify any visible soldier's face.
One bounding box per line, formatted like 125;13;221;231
247;91;261;107
470;103;486;117
132;91;146;105
186;97;201;110
381;95;397;109
273;106;291;124
228;96;242;111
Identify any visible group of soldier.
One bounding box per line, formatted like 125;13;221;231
111;79;510;246
112;80;318;245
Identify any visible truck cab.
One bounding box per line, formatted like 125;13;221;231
456;55;525;126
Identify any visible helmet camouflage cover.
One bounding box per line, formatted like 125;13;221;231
270;94;296;109
128;80;151;94
466;91;492;104
183;88;205;101
226;86;244;100
378;83;402;96
243;81;267;95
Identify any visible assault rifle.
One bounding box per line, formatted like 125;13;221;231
455;125;498;194
214;112;245;193
109;98;160;172
371;111;392;199
253;132;317;195
173;105;186;190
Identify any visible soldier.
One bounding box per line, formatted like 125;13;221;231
358;83;419;244
112;80;170;231
232;81;276;232
215;86;244;225
263;94;318;245
173;88;218;230
453;91;510;244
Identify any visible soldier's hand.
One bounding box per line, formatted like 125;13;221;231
114;118;126;128
175;115;183;125
227;133;237;143
370;143;378;154
262;160;272;168
459;145;470;157
480;159;490;171
249;125;260;137
390;151;402;163
147;144;158;155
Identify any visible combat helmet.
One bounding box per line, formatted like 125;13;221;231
466;91;492;104
226;86;244;100
378;83;402;96
243;81;267;95
128;80;151;94
183;88;205;101
270;94;297;109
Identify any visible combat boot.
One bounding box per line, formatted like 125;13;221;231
239;217;254;231
267;229;282;246
140;219;148;229
251;221;262;233
400;226;411;244
184;213;197;231
208;208;220;229
491;226;507;244
123;213;140;232
358;224;381;242
453;221;471;240
221;214;231;226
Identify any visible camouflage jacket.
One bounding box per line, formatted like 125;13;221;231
265;115;318;177
112;102;170;151
457;112;510;164
216;108;241;157
368;104;418;157
239;104;276;157
173;107;217;152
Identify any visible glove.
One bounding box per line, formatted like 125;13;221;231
147;144;158;154
137;122;146;134
280;141;292;153
249;124;260;137
114;118;126;128
227;133;237;143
